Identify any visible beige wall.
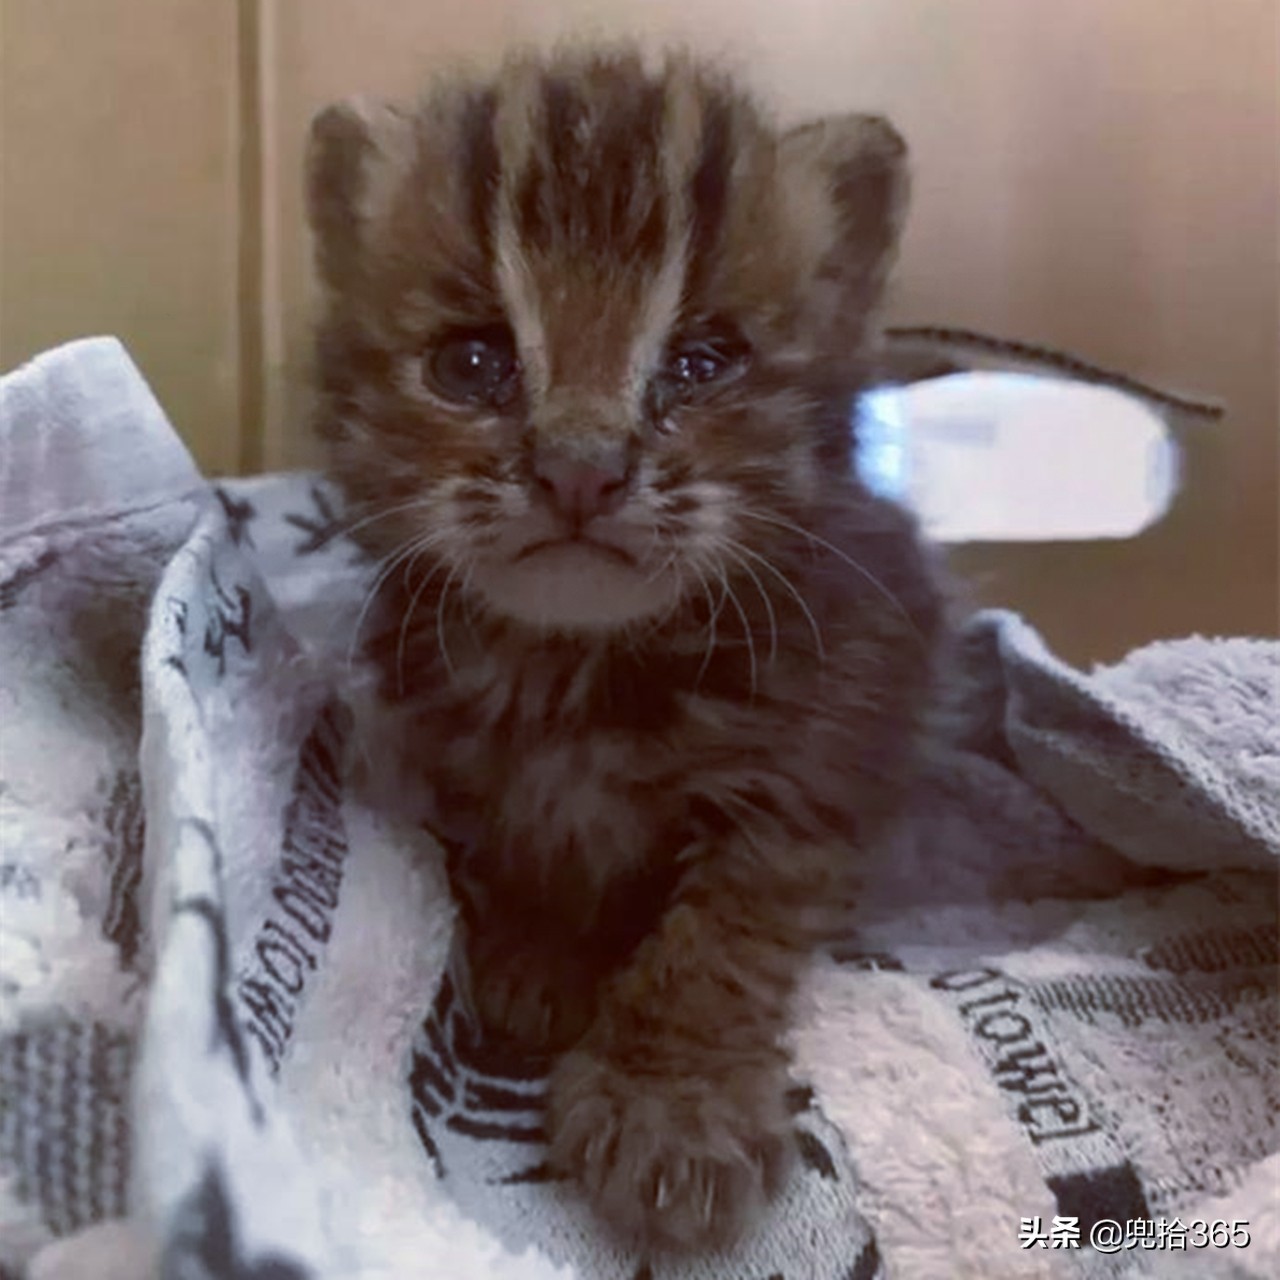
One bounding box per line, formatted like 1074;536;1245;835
3;0;1277;659
1;0;245;473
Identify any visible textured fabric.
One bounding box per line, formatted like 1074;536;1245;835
1;338;1276;1280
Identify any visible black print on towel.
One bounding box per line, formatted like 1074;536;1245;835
237;705;348;1076
283;483;348;556
409;972;552;1183
932;966;1103;1146
174;819;261;1120
409;981;855;1187
931;965;1151;1233
1138;921;1278;975
214;486;258;549
162;595;191;678
409;977;878;1280
99;769;145;969
202;561;253;678
162;1158;313;1280
1029;969;1275;1027
0;1017;132;1238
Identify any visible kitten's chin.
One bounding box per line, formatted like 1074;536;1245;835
470;543;678;632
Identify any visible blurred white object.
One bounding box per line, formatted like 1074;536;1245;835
859;373;1180;542
27;1220;158;1280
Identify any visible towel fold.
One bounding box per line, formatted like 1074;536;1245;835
1;338;1274;1280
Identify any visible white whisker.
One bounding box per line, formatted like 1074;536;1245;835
459;561;482;644
643;550;678;586
692;564;723;690
345;532;442;675
436;561;463;684
719;545;778;665
336;496;439;543
723;538;826;662
739;510;923;645
714;563;757;699
395;554;448;696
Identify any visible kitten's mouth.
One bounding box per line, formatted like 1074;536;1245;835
472;530;672;630
513;536;638;569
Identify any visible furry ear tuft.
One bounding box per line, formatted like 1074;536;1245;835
306;97;414;290
780;113;910;317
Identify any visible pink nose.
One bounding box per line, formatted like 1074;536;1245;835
532;447;630;525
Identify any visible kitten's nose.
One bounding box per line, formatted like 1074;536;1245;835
531;445;630;526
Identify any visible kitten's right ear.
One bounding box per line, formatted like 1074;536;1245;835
306;97;414;289
780;113;910;321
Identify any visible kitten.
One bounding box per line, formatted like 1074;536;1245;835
307;47;945;1251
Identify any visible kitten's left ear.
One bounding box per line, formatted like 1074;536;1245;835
780;113;910;316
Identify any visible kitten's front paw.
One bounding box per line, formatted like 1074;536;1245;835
547;1048;794;1251
462;929;600;1053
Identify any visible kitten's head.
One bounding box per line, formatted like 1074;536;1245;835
308;48;908;632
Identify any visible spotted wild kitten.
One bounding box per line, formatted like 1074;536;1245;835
307;47;945;1251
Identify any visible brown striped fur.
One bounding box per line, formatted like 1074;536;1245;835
308;47;944;1251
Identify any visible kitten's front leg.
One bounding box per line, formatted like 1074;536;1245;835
455;906;606;1054
547;850;833;1251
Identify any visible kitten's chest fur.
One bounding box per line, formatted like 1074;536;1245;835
396;616;714;932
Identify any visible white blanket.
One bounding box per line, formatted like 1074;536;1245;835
1;338;1276;1280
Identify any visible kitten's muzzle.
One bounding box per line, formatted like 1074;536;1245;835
531;442;632;529
513;536;637;568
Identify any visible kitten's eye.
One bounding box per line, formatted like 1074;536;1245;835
654;329;748;416
426;327;520;407
670;347;729;386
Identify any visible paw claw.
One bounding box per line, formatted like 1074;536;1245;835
548;1048;794;1251
584;1126;612;1170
